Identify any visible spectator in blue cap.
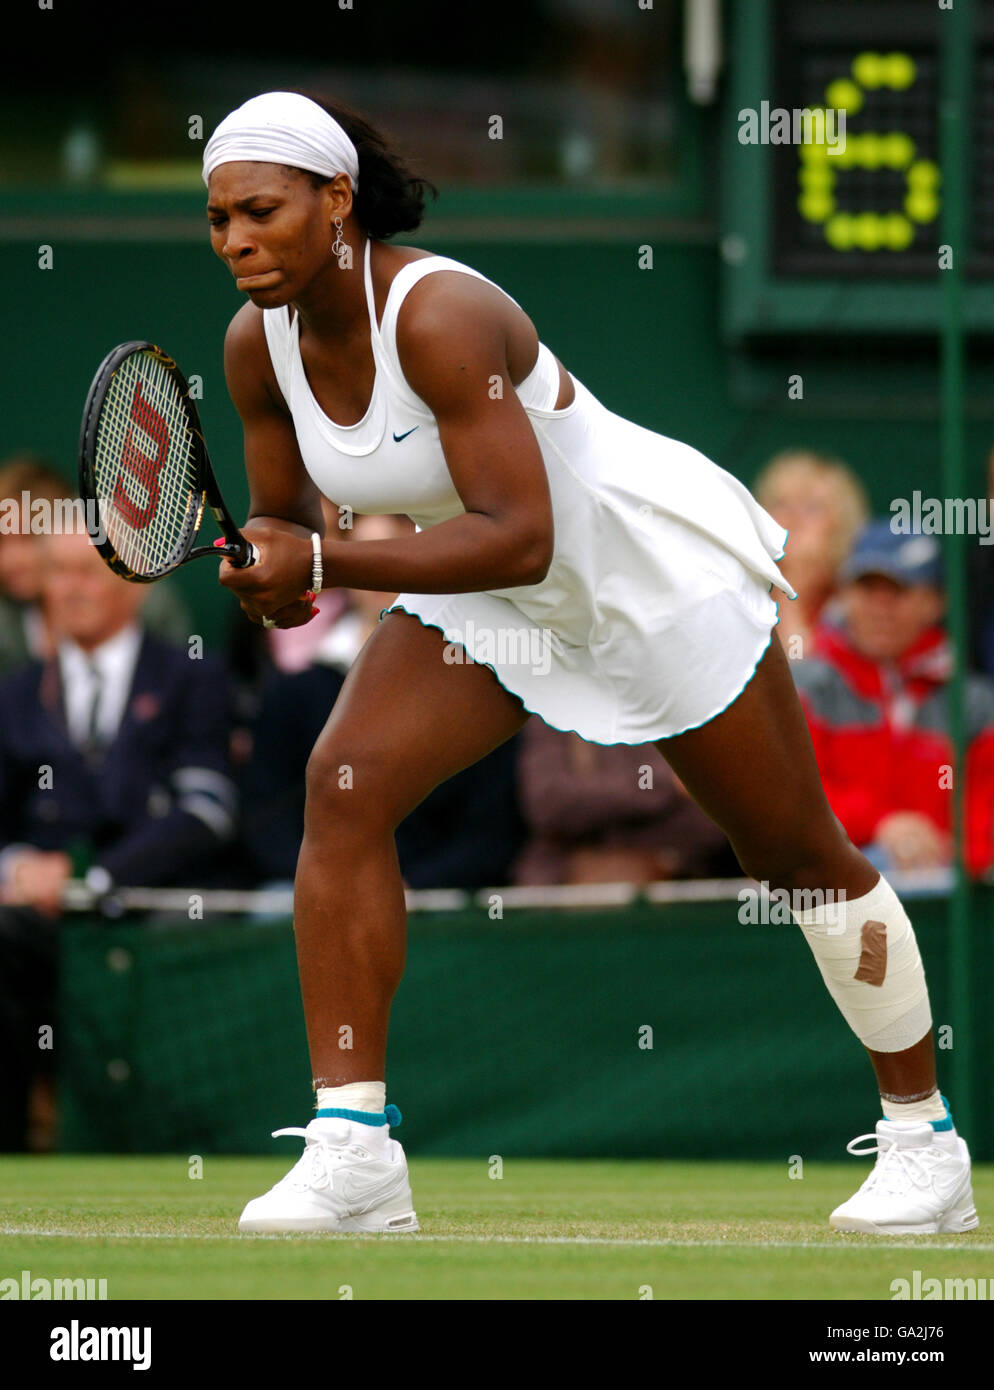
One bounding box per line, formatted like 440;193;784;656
791;520;994;876
843;518;944;588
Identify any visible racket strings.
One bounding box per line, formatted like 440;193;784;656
93;352;202;576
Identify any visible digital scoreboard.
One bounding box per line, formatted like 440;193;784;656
722;0;994;338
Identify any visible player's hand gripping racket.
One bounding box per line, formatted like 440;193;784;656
78;340;258;581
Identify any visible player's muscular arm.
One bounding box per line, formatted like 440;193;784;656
223;303;327;538
324;276;555;594
218;304;326;622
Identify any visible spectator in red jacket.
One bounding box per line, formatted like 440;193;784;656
791;520;994;876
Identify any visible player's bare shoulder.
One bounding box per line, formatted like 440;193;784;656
393;263;539;404
396;264;536;349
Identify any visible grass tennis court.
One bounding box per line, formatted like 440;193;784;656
1;1156;991;1300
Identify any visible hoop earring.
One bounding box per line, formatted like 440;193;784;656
331;216;347;259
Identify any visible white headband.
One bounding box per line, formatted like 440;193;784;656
202;92;359;191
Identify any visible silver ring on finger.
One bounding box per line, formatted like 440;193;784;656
262;615;276;629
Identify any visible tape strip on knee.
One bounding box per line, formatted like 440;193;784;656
791;874;932;1053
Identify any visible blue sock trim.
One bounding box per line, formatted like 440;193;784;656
314;1104;401;1127
931;1094;954;1132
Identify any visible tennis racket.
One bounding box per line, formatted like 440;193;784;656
78;340;258;582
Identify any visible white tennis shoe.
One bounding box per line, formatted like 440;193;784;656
238;1117;419;1234
829;1119;978;1235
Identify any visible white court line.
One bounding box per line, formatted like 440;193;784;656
2;1227;993;1253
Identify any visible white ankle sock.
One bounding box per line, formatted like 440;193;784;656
881;1091;949;1125
315;1081;386;1117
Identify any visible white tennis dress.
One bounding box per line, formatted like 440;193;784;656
262;239;796;744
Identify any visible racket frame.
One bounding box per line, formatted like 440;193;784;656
78;339;256;581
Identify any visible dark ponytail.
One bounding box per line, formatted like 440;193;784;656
284;89;438;238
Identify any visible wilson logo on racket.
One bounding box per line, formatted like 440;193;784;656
112;378;169;530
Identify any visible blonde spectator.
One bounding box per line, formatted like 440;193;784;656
754;449;870;661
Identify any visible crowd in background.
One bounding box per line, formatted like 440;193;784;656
2;447;994;916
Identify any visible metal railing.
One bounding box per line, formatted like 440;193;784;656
57;866;977;919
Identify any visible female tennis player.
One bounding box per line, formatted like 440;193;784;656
204;91;976;1237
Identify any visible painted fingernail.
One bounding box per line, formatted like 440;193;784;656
213;538;225;548
304;590;316;601
310;607;319;617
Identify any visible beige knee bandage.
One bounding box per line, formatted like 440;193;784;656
792;874;932;1053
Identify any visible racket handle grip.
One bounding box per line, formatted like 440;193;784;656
229;540;260;568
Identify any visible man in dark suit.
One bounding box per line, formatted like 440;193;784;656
0;526;236;1149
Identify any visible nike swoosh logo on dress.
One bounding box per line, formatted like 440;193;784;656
393;426;420;442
